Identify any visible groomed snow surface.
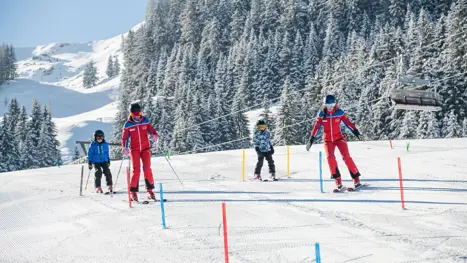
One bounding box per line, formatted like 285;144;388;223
1;138;467;263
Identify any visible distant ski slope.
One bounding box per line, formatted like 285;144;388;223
0;139;466;262
0;23;144;160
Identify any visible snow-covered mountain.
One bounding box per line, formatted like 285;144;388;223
0;23;144;161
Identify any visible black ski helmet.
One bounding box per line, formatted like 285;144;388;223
129;101;142;113
93;129;105;140
256;120;266;127
323;95;337;109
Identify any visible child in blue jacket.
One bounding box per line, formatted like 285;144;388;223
87;130;113;193
253;120;276;181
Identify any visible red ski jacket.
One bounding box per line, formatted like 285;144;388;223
121;115;158;151
310;107;357;142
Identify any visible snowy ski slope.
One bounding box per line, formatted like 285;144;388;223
1;138;467;263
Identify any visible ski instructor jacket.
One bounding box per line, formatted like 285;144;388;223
310;107;357;142
121;115;158;152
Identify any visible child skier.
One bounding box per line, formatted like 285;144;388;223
121;101;159;202
253;120;276;181
87;129;113;193
306;95;362;190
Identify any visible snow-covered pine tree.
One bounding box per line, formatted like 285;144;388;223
399;110;419;139
445;110;462;138
113;56;120;76
185;91;206;152
15;106;28;144
463;118;467;137
231;79;251;149
0;114;20;172
83;60;98;88
20;99;42;169
416;111;431;139
258;95;276;134
6;98;20;135
425;112;441;139
274;77;300;146
41;104;61;166
157;97;174;154
106;55;114;78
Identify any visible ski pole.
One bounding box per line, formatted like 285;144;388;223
156;144;184;187
84;168;92;190
112;157;125;193
164;155;184;187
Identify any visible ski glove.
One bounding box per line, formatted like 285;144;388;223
353;129;361;140
270;145;274;155
151;134;158;143
122;148;130;156
107;160;111;167
88;162;93;170
306;136;315;152
255;147;260;154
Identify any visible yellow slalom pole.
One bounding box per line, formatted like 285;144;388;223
287;146;290;177
242;149;245;181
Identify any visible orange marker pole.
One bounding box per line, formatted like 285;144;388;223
389;140;393;149
222;203;229;263
397;157;406;209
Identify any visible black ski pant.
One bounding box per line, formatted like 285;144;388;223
254;152;276;175
94;162;112;188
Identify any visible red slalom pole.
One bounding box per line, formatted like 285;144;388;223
397;157;406;209
222;203;229;263
126;167;132;208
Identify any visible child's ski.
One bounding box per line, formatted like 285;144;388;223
346;183;369;192
332;186;348;193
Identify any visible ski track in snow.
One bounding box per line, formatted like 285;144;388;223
1;139;467;262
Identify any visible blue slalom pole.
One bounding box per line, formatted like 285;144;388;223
315;242;321;263
159;183;167;229
319;151;324;193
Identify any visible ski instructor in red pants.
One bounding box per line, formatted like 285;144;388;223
306;95;362;190
121;101;159;202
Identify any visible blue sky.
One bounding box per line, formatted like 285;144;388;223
0;0;147;47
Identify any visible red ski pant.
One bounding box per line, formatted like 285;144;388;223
324;138;359;177
129;148;155;192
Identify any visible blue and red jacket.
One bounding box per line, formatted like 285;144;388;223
121;115;158;151
310;107;357;142
88;140;110;163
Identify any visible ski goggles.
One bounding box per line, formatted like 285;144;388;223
131;111;142;117
257;125;266;129
324;102;336;109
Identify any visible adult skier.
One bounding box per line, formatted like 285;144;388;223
88;130;113;193
121;101;159;201
306;95;362;191
253;120;276;181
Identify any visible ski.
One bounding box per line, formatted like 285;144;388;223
346;183;369;192
104;191;117;195
333;186;348;193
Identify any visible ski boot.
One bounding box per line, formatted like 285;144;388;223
95;187;103;193
130;192;138;202
353;175;362;188
108;185;113;192
332;177;345;193
350;171;362;188
147;189;156;200
254;174;262;181
270;173;278;181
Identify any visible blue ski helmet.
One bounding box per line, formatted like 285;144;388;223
323;95;337;109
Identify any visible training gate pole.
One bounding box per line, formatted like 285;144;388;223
79;165;84;196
